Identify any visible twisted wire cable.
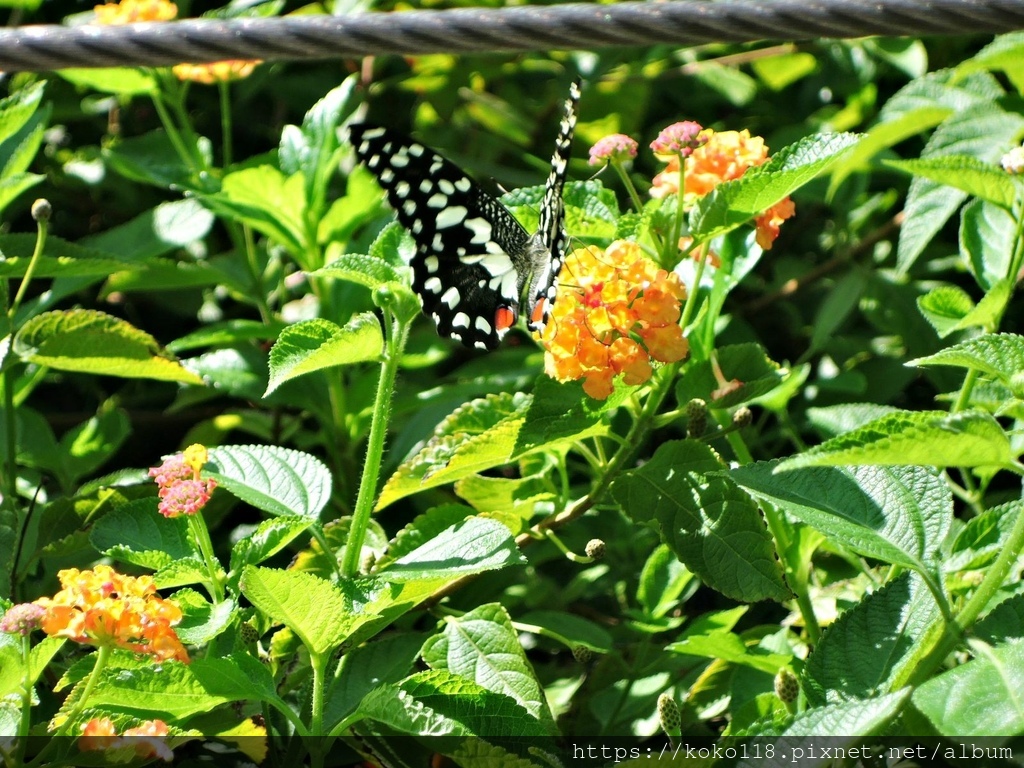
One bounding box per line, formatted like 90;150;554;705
1;0;1023;72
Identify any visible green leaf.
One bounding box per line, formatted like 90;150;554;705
884;155;1018;210
204;167;308;260
171;589;237;646
59;407;130;484
674;343;787;407
376;517;526;582
735;689;909;747
912;640;1024;736
84;656;280;720
12;309;204;383
290;76;357;215
776;410;1014;470
0;234;143;278
357;669;550;738
104;130;201;190
205;444;332;520
0;81;46;147
909;333;1024;392
0;172;43;214
324;632;424;730
90;499;196;570
154;557;212;590
668;630;789;675
916;285;977;338
729;462;951;571
81;198;215;261
421;603;555;731
961;199;1016;290
228;515;313;579
59;68;157;96
636;544;694;621
376;393;529;510
314;253;407;291
611;441;790;603
896;104;1024;274
513;375;623;455
690;132;860;242
803;572;941;705
239;565;352;657
266;314;383;395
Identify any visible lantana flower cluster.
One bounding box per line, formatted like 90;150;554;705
539;241;689;399
80;717;174;761
650;126;796;250
33;565;189;663
93;0;261;83
149;443;217;518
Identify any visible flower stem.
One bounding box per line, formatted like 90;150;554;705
53;644;111;738
341;310;410;578
188;514;225;603
15;633;33;764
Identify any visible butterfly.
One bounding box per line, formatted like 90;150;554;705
349;80;580;350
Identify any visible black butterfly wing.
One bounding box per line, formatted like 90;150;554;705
349;124;533;350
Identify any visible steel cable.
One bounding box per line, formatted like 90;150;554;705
1;0;1023;72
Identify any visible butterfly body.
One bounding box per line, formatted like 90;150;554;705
349;80;580;350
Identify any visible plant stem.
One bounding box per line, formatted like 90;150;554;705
188;514;225;603
218;80;234;168
341;311;409;578
15;633;33;765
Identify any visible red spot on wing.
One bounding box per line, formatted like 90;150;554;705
530;298;547;325
495;306;516;331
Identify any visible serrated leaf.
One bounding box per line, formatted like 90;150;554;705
884;155;1018;209
734;690;909;753
265;314;382;395
205;445;331;520
421;603;554;730
912;640;1024;736
611;441;789;603
154;557;211;590
803;572;941;706
690;132;860;242
171;589;237;646
376;394;529;510
376;517;525;582
314;253;406;291
239;566;352;657
89;499;196;570
909;332;1024;391
513;376;620;454
373;505;474;571
12;309;203;383
0;234;141;278
84;656;280;720
916;285;977;337
896;105;1024;274
228;516;313;578
961;198;1016;290
358;669;549;738
668;630;789;675
729;462;951;571
776;410;1013;470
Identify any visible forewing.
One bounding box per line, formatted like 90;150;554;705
349;124;531;349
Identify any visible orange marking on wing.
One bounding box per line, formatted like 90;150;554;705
495;306;516;331
530;298;547;325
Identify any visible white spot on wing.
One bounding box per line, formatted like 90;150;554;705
424;276;442;293
455;177;472;192
475;316;492;334
362;127;385;140
427;193;448;209
452;312;470;329
395;181;411;198
436;206;468;229
441;287;460;308
424;256;439;273
465;217;492;244
439;179;455;195
391;152;409;168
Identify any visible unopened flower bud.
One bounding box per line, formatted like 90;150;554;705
0;603;45;636
572;645;594;663
732;406;752;428
658;692;680;732
31;199;51;222
686;398;707;438
774;667;800;704
585;539;606;560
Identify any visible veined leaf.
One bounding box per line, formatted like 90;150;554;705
776;410;1013;470
265;314;383;395
314;253;407;291
12;309;203;383
205;444;331;520
909;332;1024;392
884;155;1018;210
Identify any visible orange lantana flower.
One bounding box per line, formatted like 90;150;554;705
651;129;795;250
539;241;689;399
173;60;262;84
93;0;177;24
34;565;189;663
80;718;173;761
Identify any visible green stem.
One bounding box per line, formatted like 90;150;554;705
187;514;225;603
341;311;410;578
310;651;327;735
218;80;234;168
150;88;201;175
952;368;980;414
9;213;46;321
15;632;33;765
678;241;710;332
54;645;111;736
